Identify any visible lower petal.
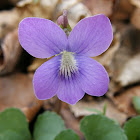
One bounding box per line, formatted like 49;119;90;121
33;56;61;100
76;56;109;96
57;75;85;105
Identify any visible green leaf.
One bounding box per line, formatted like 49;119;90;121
85;103;107;115
80;114;127;140
33;111;65;140
103;103;107;115
55;129;80;140
33;0;39;4
0;130;24;140
67;24;72;32
0;108;31;140
85;108;102;114
136;133;140;140
133;96;140;114
124;116;140;140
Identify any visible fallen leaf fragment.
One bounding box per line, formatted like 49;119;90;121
118;54;140;86
0;9;19;38
111;85;140;116
129;0;140;8
131;8;140;29
16;0;32;7
69;99;127;125
112;0;134;20
82;0;114;16
111;26;140;86
0;29;22;75
68;2;91;28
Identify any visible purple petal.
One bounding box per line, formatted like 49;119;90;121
33;56;61;100
68;14;113;57
76;55;109;96
19;17;68;58
56;75;85;105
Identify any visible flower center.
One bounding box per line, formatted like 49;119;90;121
59;51;78;78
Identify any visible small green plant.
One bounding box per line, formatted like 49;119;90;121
0;108;140;140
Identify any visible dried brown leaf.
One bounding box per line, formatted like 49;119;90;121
69;99;127;125
111;26;140;86
0;73;43;121
111;85;140;116
112;0;134;20
0;29;22;75
131;8;140;29
0;9;19;38
68;3;91;28
82;0;114;16
17;0;32;7
129;0;140;8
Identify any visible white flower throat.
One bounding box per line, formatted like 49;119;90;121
59;51;78;78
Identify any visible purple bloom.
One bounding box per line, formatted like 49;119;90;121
18;14;113;105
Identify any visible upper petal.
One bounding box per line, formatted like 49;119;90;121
68;14;113;57
56;75;85;105
33;56;61;100
76;55;109;96
19;17;68;58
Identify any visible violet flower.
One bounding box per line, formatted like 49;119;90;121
18;14;113;105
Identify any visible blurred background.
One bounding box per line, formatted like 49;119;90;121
0;0;140;137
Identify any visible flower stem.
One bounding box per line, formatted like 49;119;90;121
54;97;62;114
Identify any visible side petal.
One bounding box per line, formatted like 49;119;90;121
19;17;68;58
68;14;113;57
57;75;85;105
33;56;61;100
76;55;109;96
